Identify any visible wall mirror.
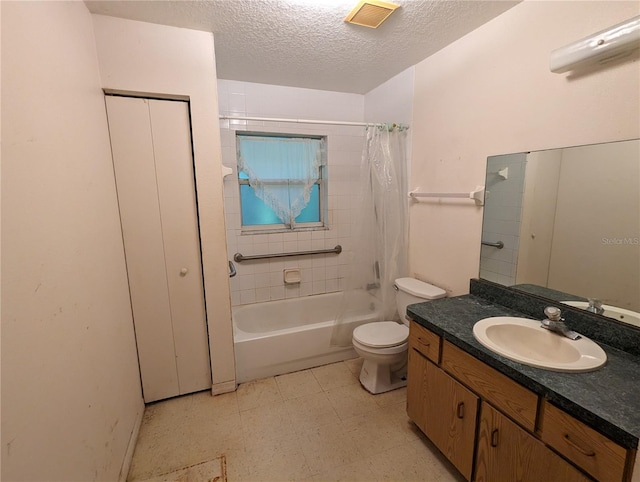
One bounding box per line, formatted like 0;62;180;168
480;139;639;327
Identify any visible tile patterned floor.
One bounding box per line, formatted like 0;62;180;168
127;358;465;482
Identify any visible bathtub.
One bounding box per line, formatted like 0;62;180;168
233;290;380;383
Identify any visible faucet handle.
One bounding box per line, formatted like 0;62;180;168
588;298;603;309
544;306;562;321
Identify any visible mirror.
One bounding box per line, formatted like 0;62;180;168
480;139;639;326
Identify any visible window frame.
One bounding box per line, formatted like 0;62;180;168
236;131;328;234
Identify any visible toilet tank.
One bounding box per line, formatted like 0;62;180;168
395;277;446;325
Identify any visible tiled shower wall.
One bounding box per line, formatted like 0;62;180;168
479;152;527;285
218;80;366;306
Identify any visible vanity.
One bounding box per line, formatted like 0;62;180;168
406;138;640;480
406;279;640;482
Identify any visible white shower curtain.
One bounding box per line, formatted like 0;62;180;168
331;124;409;346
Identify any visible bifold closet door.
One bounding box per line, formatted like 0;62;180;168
106;96;211;402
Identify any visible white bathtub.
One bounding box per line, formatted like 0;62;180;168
233;291;380;383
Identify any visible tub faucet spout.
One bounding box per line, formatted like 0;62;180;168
586;298;605;315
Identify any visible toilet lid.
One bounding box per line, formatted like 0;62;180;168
353;322;409;348
395;277;446;300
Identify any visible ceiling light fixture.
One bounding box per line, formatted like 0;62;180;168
344;0;400;29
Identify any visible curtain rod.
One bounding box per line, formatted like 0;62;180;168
219;115;408;129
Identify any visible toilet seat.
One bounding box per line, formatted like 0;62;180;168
352;337;408;356
353;321;409;348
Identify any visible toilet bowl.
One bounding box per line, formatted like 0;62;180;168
352;278;446;394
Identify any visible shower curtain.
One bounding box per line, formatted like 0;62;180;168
331;124;409;346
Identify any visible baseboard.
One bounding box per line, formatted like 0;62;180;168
211;379;236;396
118;399;145;482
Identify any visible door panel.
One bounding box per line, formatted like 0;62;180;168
476;402;589;482
424;360;478;480
407;347;429;433
106;95;211;402
106;96;179;402
149;99;211;394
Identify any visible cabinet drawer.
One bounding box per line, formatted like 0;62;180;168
540;401;629;482
441;341;538;431
409;321;440;363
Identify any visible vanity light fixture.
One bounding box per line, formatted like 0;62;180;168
550;15;640;73
344;0;400;29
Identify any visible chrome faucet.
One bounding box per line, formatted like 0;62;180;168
541;307;581;340
586;298;605;315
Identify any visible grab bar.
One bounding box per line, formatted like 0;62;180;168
234;245;342;262
228;260;237;277
482;240;504;249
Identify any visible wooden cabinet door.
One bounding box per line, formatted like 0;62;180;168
424;361;479;481
475;402;590;482
407;346;429;433
407;343;478;481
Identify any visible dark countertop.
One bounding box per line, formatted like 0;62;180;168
407;294;640;450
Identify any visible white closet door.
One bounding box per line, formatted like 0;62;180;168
148;99;211;395
106;96;211;402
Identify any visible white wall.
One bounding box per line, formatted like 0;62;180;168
91;15;236;392
410;0;640;296
548;141;639;311
364;67;415;125
364;66;415;193
218;80;365;305
516;149;563;286
1;2;143;480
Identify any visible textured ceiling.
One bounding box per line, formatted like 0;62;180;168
85;0;521;94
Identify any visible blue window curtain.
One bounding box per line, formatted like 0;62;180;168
237;135;324;226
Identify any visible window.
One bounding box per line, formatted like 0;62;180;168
237;133;326;232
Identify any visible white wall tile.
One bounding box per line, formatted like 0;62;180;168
238;274;255;290
255;273;271;289
229;93;246;115
240;289;256;304
325;279;339;293
285;285;300;298
270;286;285;300
219;80;366;306
299;282;312;297
269;271;281;287
283;240;298;252
312;280;326;294
312;267;326;281
301;268;313;282
255;287;270;303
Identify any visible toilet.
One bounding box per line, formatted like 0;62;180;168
352;277;446;394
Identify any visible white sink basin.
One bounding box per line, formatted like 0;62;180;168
561;301;640;328
473;317;607;372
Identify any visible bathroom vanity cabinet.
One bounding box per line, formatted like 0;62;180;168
407;320;635;482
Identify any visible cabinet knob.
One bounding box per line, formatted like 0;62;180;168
180;267;189;276
456;401;465;419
